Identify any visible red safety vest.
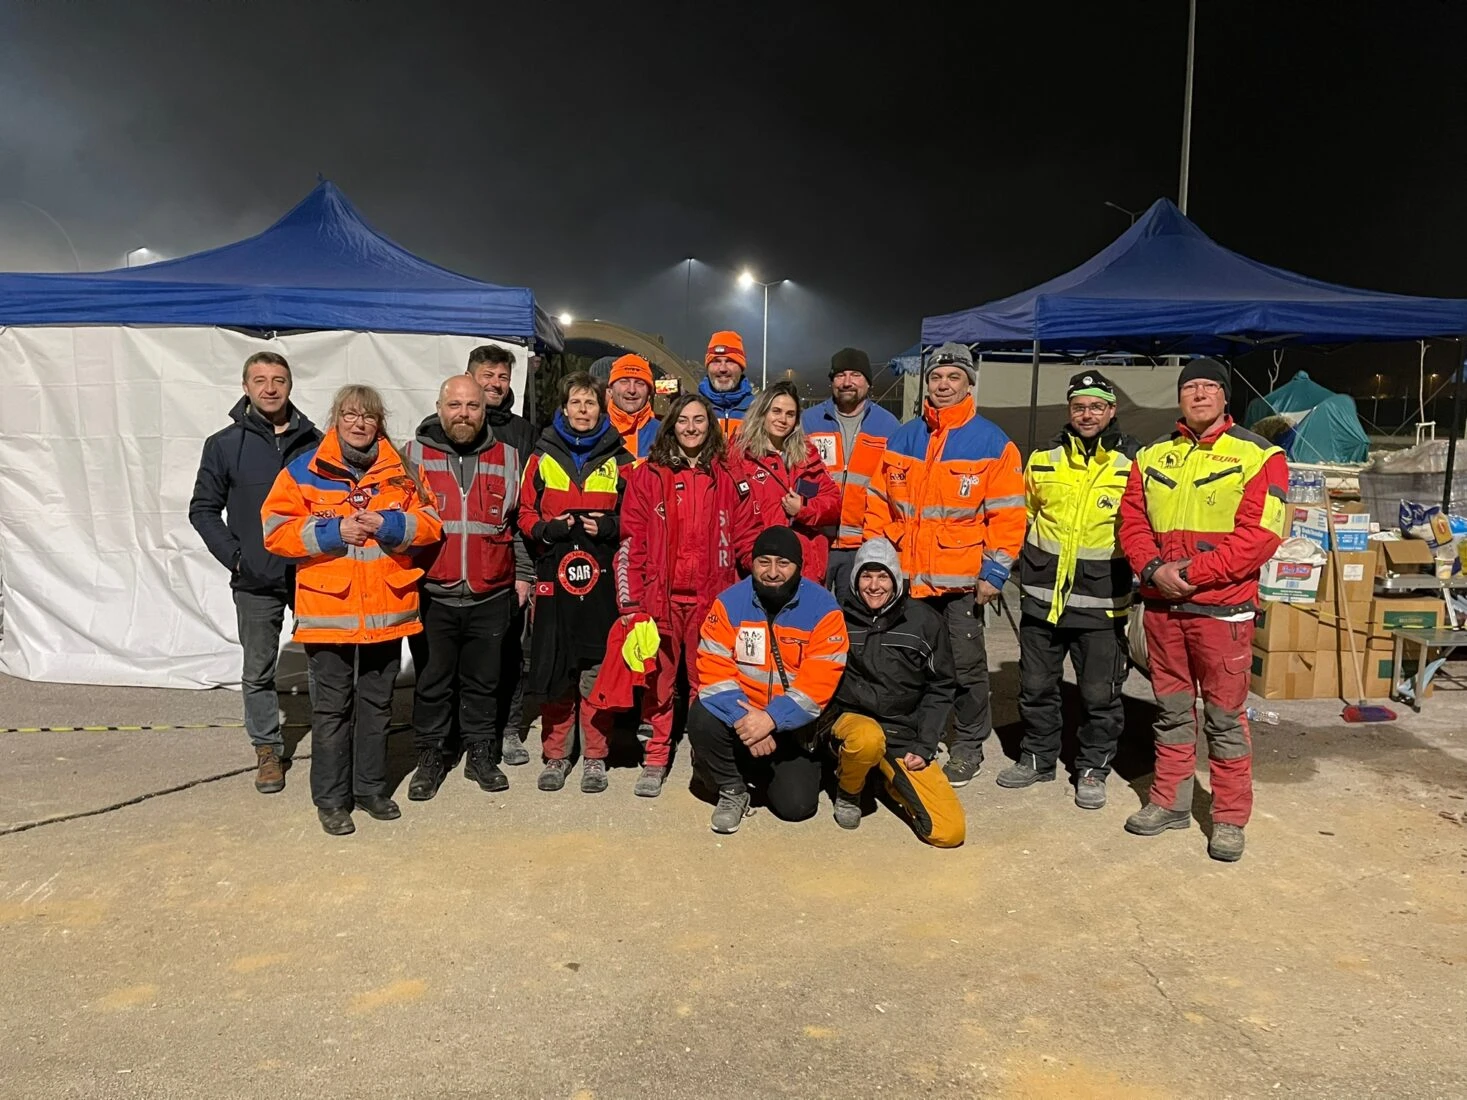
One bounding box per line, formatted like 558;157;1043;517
406;438;520;594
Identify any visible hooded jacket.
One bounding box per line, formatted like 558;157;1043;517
698;375;756;439
831;539;957;761
189;396;321;595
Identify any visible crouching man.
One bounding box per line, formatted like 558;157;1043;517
685;527;850;834
826;538;965;847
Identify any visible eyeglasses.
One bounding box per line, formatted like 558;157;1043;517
1069;402;1111;417
339;411;380;425
1179;381;1223;395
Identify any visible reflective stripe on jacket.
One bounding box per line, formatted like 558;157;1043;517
403;432;520;596
261;430;443;645
1118;416;1289;616
696;577;849;732
862;395;1025;599
1020;426;1139;628
730;441;841;584
802;399;902;549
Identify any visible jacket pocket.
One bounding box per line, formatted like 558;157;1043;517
384;567;425;595
297;566;351;596
935;523;984;549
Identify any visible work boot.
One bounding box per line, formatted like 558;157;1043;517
832;788;862;830
710;787;753;834
408;746;446;801
317;806;354;836
634;765;667;798
254;746;285;794
1124;803;1191;836
942;753;981;788
995;757;1056;789
1208;823;1246;862
1074;771;1108;810
580;758;609;794
464;741;509;792
354;795;401;821
500;730;531;767
538;758;571;792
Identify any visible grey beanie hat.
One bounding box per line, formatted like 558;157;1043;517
923;342;977;386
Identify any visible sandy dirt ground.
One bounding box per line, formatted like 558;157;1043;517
2;621;1465;1099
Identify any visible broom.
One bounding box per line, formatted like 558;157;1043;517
1326;507;1396;723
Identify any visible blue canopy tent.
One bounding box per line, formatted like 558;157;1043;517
921;198;1467;501
0;180;564;348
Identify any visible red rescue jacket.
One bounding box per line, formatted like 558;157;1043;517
730;441;840;583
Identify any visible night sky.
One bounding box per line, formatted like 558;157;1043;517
3;0;1465;407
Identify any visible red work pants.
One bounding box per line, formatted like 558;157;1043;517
540;666;614;761
641;600;704;768
1143;608;1255;826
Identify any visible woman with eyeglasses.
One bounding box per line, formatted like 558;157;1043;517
728;380;839;584
262;384;443;836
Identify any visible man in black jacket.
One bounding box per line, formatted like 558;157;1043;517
826;538;966;847
468;344;536;766
189;352;319;793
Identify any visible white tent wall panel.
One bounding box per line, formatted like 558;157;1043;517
0;324;528;688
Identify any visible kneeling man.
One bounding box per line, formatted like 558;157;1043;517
827;539;965;847
686;527;849;834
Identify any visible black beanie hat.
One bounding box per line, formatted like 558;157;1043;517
829;347;872;383
1177;357;1231;399
752;525;803;568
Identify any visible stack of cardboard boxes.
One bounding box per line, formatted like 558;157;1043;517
1250;504;1445;700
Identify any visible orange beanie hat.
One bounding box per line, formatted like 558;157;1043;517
705;331;747;370
609;354;653;386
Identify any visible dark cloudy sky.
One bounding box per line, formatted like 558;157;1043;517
3;0;1466;384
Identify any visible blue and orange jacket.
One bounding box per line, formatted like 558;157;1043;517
696;577;849;732
802;399;902;549
862;395;1026;599
261;429;443;645
698;376;756;439
609;403;661;464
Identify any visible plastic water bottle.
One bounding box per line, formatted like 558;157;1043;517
1246;707;1280;726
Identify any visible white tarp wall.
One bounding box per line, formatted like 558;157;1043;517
0;324;529;688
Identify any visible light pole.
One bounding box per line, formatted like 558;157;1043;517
15;200;81;270
738;270;786;389
1104;201;1142;225
1178;0;1197;213
1372;373;1382;424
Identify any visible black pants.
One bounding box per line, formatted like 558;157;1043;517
825;547;857;596
412;593;510;750
498;598;528;741
1017;615;1128;777
921;592;992;763
684;700;823;821
306;641;400;809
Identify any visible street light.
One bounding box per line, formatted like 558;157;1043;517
1103;201;1143;225
557;312;574;326
124;246;153;267
738;270;786;389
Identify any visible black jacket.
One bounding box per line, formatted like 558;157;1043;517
487;386;535;465
189;397;320;594
831;540;957;761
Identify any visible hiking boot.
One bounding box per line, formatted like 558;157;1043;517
354;795;401;821
317;806;354;836
500;730;531;767
254;746;285;794
710;787;753;834
1208;823;1246;862
538;758;571;792
465;741;509;792
634;765;667;798
408;746;446;801
995;758;1056;789
580;758;609;794
832;788;862;830
942;754;981;788
1074;772;1108;810
1124;803;1191;836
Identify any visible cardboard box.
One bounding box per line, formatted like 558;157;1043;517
1368;597;1446;647
1314;644;1365;700
1316;551;1377;605
1291;504;1372;552
1360;651;1434;701
1254;601;1320;651
1315;601;1373;651
1259;557;1323;603
1375;538;1435;578
1250;646;1317;700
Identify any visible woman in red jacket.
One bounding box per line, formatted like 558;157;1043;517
614;394;759;798
729;380;840;584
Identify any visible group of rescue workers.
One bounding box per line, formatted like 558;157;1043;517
190;331;1287;861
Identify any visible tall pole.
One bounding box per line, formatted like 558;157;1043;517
761;283;770;390
16;200;81;271
1444;339;1464;511
1026;339;1042;456
684;258;693;354
1178;0;1197;214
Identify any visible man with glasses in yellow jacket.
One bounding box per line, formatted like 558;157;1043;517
999;370;1139;810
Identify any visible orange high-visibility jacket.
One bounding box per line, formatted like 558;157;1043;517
261;430;443;645
801;399;902;549
696;577;849;731
862;395;1025;599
